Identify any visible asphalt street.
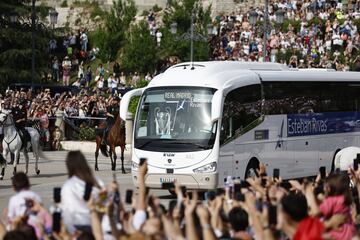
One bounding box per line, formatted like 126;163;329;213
0;150;175;216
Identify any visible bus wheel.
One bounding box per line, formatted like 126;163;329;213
245;159;259;178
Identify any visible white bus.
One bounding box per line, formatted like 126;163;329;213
120;61;360;190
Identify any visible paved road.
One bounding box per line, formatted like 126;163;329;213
0;150;175;214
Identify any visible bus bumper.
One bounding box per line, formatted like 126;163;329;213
132;173;218;190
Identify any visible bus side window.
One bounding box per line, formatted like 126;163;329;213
220;84;261;145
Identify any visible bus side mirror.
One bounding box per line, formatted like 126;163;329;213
211;90;223;122
120;88;143;121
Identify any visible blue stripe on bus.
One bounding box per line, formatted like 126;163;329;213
287;112;360;137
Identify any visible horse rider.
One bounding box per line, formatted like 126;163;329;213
101;96;120;145
12;100;31;145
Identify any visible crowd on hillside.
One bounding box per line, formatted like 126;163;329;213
2;150;360;239
211;0;360;70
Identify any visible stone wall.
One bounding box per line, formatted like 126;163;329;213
40;0;264;15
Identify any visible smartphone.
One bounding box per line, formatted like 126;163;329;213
52;212;61;233
25;199;34;209
279;180;291;191
162;182;175;189
234;183;241;194
273;168;280;180
234;192;245;202
53;187;61;204
113;173;117;182
240;180;250;189
125;189;133;204
181;186;187;197
268;205;277;225
354;158;359;171
83;182;93;201
139;158;147;166
319;166;326;179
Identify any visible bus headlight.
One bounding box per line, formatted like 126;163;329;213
193;162;217;173
132;161;139;171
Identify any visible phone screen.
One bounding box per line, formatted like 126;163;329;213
139;158;147;166
53;187;61;203
273;168;280;180
125;190;133;204
268;205;277;225
52;212;61;233
161;182;175;189
354;159;359;171
319;166;326;179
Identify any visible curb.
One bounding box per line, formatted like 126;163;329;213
60;141;131;153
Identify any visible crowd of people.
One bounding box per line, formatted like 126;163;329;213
1;150;360;239
0;85;127;149
211;0;360;70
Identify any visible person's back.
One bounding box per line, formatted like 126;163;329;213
61;151;104;234
7;172;41;224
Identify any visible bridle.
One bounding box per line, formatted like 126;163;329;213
0;111;14;127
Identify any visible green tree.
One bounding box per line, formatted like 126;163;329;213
121;21;159;74
160;0;212;62
91;0;137;62
0;0;51;93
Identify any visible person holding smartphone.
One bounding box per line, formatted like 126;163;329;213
61;151;105;234
7;172;42;227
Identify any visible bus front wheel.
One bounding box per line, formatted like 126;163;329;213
245;159;260;178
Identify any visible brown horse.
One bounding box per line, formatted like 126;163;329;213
95;115;126;173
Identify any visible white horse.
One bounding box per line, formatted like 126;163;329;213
334;146;360;171
0;110;41;180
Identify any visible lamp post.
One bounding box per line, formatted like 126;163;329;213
170;9;212;67
49;9;58;29
263;0;269;61
31;0;36;90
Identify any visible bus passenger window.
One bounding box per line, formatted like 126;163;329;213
220;84;261;145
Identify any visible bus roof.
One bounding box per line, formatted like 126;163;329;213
257;70;360;82
147;61;360;90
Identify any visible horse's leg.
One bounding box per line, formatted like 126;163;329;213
95;138;100;171
32;137;40;175
121;145;125;174
109;146;114;171
23;149;29;175
13;151;19;175
0;148;8;180
111;145;117;171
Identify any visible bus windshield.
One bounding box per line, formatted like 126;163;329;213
134;87;217;152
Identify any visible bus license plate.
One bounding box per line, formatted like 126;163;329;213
160;177;176;183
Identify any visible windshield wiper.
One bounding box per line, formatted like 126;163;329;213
137;139;169;149
166;141;210;150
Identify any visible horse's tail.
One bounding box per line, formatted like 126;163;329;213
100;144;109;157
36;147;48;160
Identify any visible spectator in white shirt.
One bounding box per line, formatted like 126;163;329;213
7;172;42;225
61;151;104;234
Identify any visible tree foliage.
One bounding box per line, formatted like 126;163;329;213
91;0;137;62
161;0;212;62
0;0;51;93
121;21;158;74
